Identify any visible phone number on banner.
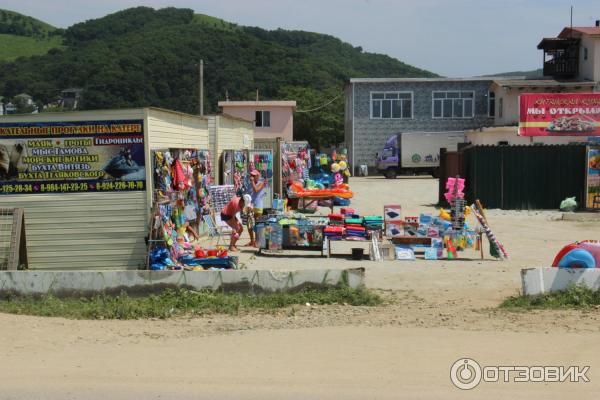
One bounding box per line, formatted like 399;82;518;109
0;180;145;194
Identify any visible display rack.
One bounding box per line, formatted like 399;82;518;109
255;215;327;256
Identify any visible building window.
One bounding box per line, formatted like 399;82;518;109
584;47;588;61
488;91;495;117
255;110;270;127
432;91;474;118
499;98;503;119
370;91;413;119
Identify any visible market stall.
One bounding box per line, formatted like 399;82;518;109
247;149;274;209
147;148;240;270
208;114;254;185
374;177;507;261
220;148;275;209
281;144;354;213
323;209;384;258
221;149;247;191
0;107;210;270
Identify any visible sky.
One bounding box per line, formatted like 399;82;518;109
1;0;600;77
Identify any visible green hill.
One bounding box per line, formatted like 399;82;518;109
0;33;63;61
0;9;63;61
0;9;57;36
0;6;436;146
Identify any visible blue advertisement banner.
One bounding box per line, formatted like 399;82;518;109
0;119;146;194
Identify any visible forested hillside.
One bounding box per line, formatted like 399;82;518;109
0;10;63;61
0;7;437;146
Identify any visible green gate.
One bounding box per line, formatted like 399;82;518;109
460;145;586;210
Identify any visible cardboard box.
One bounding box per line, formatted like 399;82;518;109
384;205;402;222
385;222;404;238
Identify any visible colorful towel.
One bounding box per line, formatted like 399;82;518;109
344;218;363;225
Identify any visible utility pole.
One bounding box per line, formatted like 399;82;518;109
199;59;204;116
570;5;573;31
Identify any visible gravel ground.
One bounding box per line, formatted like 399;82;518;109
3;176;600;399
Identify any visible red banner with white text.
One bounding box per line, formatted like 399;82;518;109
519;93;600;136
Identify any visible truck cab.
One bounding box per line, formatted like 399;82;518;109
376;147;399;179
376;135;400;179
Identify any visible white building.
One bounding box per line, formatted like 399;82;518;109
469;23;600;146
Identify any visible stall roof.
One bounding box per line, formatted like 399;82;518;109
218;100;296;108
0;106;209;120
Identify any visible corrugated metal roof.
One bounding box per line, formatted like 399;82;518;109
493;79;596;87
348;77;504;83
218;101;296;108
0;107;208;120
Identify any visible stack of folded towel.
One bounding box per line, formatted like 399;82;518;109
344;217;363;225
340;207;355;216
327;213;345;226
345;224;367;238
363;215;384;231
324;225;344;240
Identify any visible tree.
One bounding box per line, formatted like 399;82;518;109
13;95;36;113
280;85;344;150
0;7;436;145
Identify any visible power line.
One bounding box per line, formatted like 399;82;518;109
295;91;343;113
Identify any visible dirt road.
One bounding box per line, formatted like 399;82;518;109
2;176;600;399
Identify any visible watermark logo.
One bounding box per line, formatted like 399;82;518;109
450;358;482;390
450;358;590;390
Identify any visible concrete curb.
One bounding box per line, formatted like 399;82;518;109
0;268;365;297
561;212;600;222
521;267;600;295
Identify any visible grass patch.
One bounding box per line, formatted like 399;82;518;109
0;33;63;61
193;13;240;31
500;285;600;310
0;287;381;320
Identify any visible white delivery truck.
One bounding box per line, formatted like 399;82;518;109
375;131;466;178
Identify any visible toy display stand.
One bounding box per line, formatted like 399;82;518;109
390;236;433;246
324;236;371;258
256;214;327;257
297;196;335;214
258;242;325;256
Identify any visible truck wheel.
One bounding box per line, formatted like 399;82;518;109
385;168;397;179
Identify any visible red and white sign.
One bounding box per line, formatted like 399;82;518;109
519;93;600;136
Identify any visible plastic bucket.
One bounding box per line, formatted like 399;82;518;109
206;248;218;257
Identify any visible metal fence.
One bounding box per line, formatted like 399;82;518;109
458;145;587;210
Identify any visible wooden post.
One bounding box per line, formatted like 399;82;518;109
439;147;447;206
199;59;204;116
479;232;484;260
